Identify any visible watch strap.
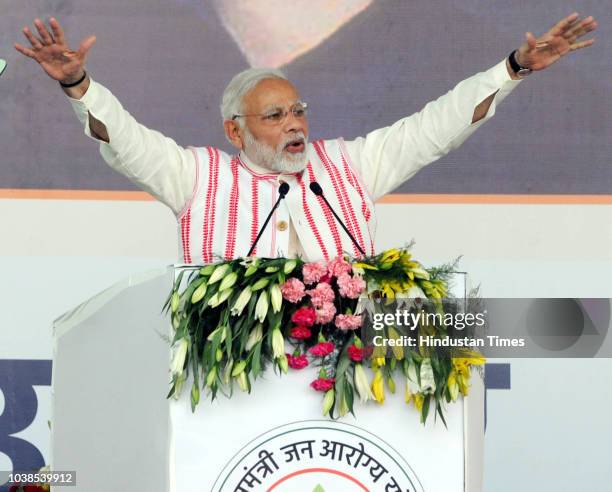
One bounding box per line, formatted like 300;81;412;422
508;50;532;76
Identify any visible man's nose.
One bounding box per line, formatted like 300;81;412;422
283;110;306;133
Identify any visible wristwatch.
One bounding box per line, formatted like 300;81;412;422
508;50;532;77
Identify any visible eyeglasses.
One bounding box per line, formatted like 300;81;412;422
232;102;308;126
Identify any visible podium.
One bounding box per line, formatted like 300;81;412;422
51;267;484;491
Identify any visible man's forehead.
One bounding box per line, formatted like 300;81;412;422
245;78;301;110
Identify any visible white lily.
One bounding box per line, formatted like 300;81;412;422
231;286;252;316
236;371;249;392
222;358;234;385
271;328;285;358
173;373;186;399
170;338;189;376
231;360;247;377
245;324;263;351
251;277;270;291
191;282;207;304
278;354;288;373
269;284;282;313
208;288;233;308
283;259;297;274
255;290;269;323
207;325;227;342
199;264;216;276
171;291;180;313
338;394;349;417
419;359;436;395
354;364;375;403
322;389;335;416
208;264;230;285
406;362;421;395
206;366;217;388
190;383;200;406
219;271;238;292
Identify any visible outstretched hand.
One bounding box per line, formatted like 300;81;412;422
14;17;96;84
516;12;597;71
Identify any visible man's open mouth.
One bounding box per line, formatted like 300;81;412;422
284;138;305;154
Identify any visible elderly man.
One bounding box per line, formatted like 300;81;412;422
15;14;596;263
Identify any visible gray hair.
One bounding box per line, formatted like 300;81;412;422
220;67;288;127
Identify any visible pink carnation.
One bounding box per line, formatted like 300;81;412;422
308;341;335;357
289;326;312;340
280;278;306;303
291;307;316;327
302;261;327;285
306;282;335;308
337;273;366;299
310;377;336;392
287;353;309;370
335;314;363;331
315;302;337;325
327;256;352;278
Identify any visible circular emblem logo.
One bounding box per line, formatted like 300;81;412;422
212;420;424;492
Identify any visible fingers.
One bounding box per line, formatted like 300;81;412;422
565;18;597;43
22;26;43;50
77;35;97;57
14;42;37;59
49;17;66;45
570;38;595;52
548;12;580;37
34;18;54;45
525;31;538;50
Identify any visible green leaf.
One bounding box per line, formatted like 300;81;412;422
166;382;176;399
421;394;431;424
164;270;187;313
345;380;355;416
312;486;326;492
252;341;263;379
436;401;448;429
335;353;351;379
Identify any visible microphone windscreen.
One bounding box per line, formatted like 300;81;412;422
309;181;323;196
279;182;290;196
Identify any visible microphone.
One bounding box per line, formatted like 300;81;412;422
247;182;290;256
309;182;365;256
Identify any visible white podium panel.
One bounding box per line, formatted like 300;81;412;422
52;267;484;492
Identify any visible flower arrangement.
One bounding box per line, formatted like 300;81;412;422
164;246;484;424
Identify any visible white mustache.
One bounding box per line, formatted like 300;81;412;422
280;132;307;151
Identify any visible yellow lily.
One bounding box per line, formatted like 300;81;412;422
371;368;385;404
414;393;425;413
447;370;459;402
353;262;379;271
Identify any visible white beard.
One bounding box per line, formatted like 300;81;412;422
243;128;308;173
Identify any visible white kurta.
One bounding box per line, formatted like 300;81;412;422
67;59;521;262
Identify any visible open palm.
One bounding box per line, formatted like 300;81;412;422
517;12;597;71
14;17;96;83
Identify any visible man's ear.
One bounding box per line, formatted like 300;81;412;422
224;120;244;150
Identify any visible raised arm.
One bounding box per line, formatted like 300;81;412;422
15;17;196;215
343;12;597;200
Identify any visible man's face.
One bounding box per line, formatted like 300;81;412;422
239;78;310;173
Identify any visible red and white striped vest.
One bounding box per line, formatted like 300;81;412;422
177;138;376;264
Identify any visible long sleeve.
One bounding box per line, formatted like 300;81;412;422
343;59;522;200
67;80;197;215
